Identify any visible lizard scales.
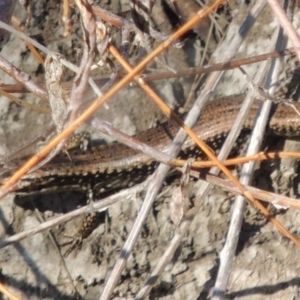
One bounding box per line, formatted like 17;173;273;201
2;94;300;196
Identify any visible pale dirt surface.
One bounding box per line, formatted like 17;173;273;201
1;1;300;299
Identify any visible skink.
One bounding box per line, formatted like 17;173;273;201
2;95;300;195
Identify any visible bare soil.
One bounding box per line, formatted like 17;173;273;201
1;1;300;299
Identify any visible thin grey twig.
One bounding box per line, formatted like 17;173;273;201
267;0;300;61
0;20;104;102
143;47;297;82
0;55;48;102
0;20;49;53
31;0;98;171
196;172;300;210
67;0;96;123
32;207;79;296
136;2;267;299
212;14;287;300
90;118;173;165
100;1;233;297
0;178;150;249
